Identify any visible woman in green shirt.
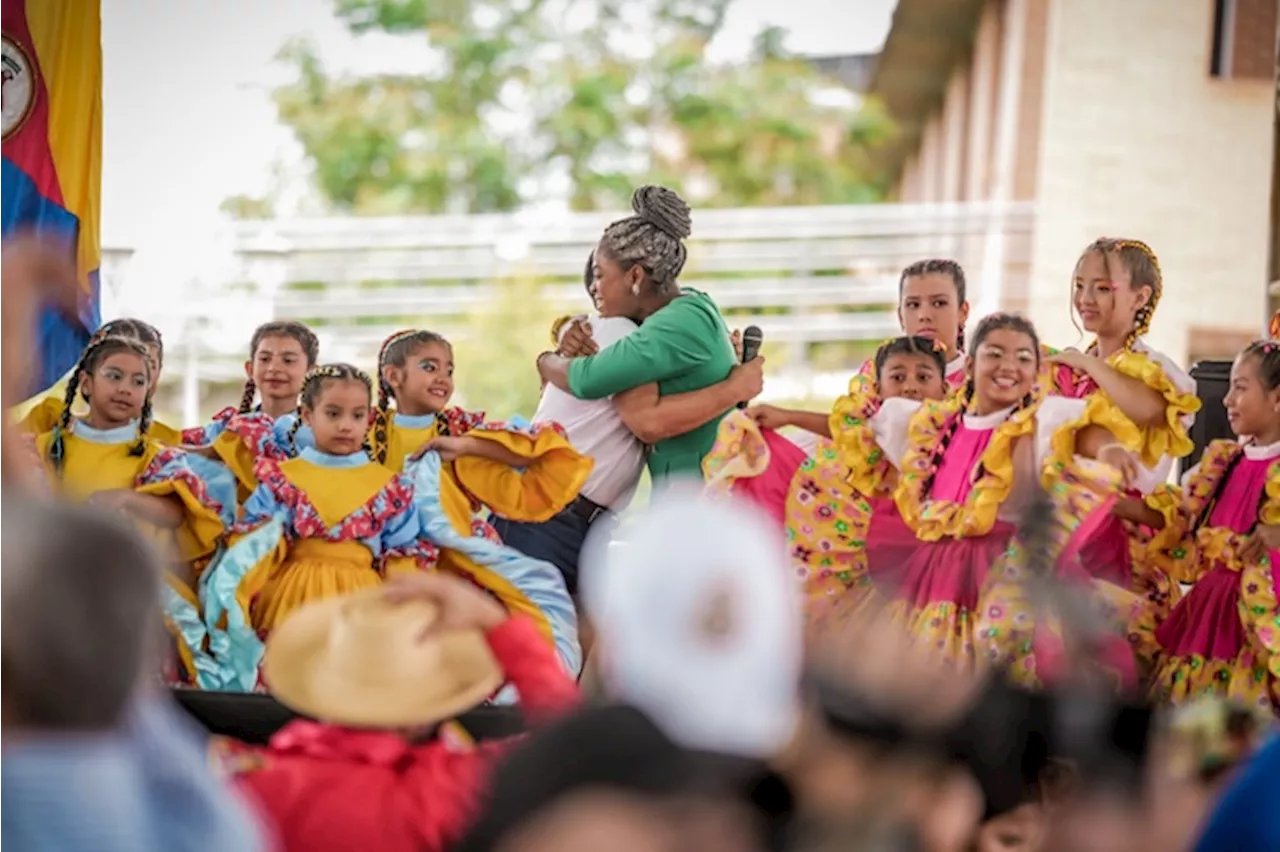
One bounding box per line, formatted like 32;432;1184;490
537;186;757;482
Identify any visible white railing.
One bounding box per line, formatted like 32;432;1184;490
222;201;1035;365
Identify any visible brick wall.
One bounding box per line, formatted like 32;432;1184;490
1024;0;1274;365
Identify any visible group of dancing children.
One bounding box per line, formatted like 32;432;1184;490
14;234;1280;714
705;238;1280;714
16;321;591;692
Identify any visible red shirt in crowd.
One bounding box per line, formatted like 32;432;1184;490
233;616;581;852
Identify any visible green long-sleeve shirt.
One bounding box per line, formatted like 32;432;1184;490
566;289;735;481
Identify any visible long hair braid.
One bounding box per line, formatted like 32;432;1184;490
371;329;418;465
131;398;152;457
237;379;258;415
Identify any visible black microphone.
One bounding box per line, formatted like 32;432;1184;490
737;325;763;409
740;325;763;363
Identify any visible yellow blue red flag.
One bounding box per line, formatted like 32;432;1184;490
2;0;102;394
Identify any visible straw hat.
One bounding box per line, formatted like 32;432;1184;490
263;587;504;728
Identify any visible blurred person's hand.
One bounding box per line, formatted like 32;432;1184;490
383;571;508;635
88;488;138;515
557;318;598;358
811;603;985;729
2;234;79;490
730;329;743;362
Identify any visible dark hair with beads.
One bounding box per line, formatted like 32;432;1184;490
597;185;692;294
919;313;1041;498
1074;237;1163;350
369;329;452;464
898;259;969;353
48;336;154;474
583;250;595;294
287;363;373;454
238;321;321;414
97;318;164;368
873;335;947;382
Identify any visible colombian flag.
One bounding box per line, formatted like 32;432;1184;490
2;0;101;395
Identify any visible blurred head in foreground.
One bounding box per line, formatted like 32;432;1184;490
581;489;803;761
2;498;162;733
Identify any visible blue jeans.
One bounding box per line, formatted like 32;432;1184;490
491;508;594;596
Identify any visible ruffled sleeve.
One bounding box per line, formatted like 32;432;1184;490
13;396;65;435
181;407;237;447
207;411;294;493
1104;349;1201;468
408;452;581;677
135;447;238;561
869;397;921;470
452;418;593;523
1241;459;1280;678
378;475;440;576
828;373;891;497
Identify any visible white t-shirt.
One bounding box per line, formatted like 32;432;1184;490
533;315;647;512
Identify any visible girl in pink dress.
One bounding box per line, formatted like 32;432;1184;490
863;314;1140;675
1046;238;1200;624
1133;338;1280;710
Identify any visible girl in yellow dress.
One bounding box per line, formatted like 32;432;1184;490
199;364;441;689
183;321;320;500
33;334;237;687
369;329;593;678
16;318;183;446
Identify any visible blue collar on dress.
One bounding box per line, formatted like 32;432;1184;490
299;446;370;468
72;419;139;444
394;411;437;430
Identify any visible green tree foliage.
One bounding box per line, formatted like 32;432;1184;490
451;275;565;419
269;0;893;215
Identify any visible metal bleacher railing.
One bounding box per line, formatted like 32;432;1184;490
173;201;1034;406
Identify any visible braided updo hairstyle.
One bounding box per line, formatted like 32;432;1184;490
48;336;154;474
370;329;452;465
598;185;693;294
287;363;374;455
898;259;969;353
238;321;321;414
918;313;1042;499
1077;237;1162;351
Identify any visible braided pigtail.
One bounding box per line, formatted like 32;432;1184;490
130;398;152;458
288;412;304;456
372;329;414;466
48;358;87;475
238;378;257;414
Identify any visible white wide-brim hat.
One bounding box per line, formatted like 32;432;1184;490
264;587;503;728
581;486;803;760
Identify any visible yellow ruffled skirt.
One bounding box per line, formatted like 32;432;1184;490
249;539;385;632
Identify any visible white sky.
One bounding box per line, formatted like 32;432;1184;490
99;0;897;304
